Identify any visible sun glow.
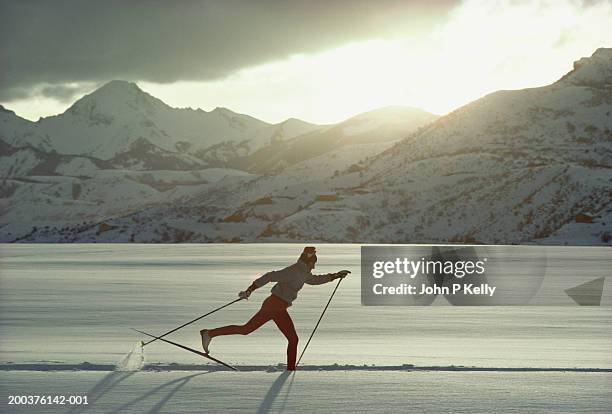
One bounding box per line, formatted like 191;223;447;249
141;0;612;124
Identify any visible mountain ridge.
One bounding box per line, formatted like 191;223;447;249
1;80;437;170
1;48;609;244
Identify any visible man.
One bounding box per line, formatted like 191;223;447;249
200;246;350;371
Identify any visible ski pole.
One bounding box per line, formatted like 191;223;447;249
297;277;343;367
142;297;243;346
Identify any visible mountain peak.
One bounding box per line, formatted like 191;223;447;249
64;80;167;119
276;117;317;127
347;105;438;124
97;79;141;93
212;106;235;115
0;104;33;123
557;47;612;87
84;80;150;101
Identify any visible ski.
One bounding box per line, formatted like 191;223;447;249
132;328;238;371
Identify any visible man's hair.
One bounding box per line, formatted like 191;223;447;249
299;246;317;266
302;246;316;256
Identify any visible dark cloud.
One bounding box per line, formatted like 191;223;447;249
39;83;96;102
0;0;457;101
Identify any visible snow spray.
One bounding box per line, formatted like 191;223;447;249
115;341;145;371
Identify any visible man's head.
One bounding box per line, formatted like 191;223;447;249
299;246;317;269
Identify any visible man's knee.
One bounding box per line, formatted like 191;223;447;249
239;323;258;335
288;334;299;346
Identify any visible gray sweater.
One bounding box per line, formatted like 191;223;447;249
253;260;336;306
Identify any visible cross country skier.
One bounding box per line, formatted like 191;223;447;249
200;246;350;371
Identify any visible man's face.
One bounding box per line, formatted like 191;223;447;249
310;254;317;269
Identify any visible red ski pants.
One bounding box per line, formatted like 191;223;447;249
208;294;298;370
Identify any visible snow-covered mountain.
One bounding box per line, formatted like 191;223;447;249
1;80;321;168
2;48;610;244
0;85;436;241
247;48;611;245
237;106;437;172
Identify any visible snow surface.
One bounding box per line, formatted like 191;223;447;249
0;244;610;412
54;157;100;177
0;244;609;368
0;370;610;413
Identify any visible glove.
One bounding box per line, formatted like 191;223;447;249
333;270;351;279
239;283;257;300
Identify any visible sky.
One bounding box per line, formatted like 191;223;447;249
1;0;611;124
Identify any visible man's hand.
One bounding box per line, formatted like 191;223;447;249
333;270;351;280
239;283;256;300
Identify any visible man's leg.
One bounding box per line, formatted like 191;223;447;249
272;310;299;370
208;307;272;337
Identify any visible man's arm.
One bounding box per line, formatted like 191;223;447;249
305;270;351;285
239;266;291;299
252;269;284;288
